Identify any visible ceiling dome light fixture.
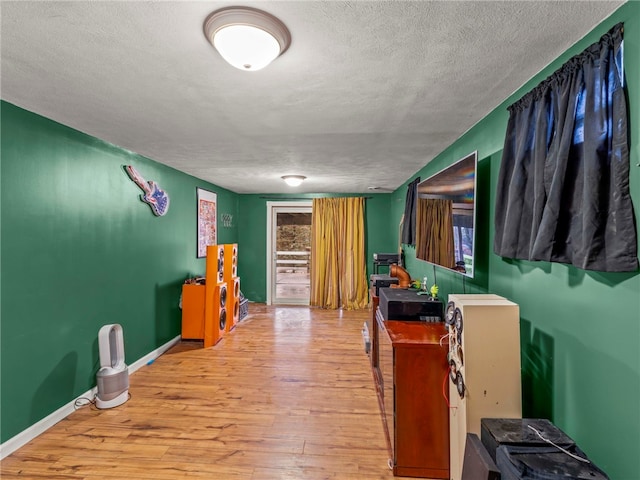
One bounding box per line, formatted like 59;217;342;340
203;6;291;71
282;175;306;187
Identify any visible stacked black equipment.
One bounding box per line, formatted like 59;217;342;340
373;252;401;273
479;418;609;480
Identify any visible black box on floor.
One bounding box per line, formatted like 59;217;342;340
496;445;609;480
481;418;574;463
369;274;399;296
239;297;249;321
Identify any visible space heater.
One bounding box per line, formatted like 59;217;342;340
96;324;129;409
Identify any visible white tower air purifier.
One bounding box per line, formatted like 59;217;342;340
96;324;129;409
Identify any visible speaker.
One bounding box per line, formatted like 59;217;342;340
461;434;500;480
223;243;238;280
204;282;227;347
447;294;521;480
225;276;240;332
206;244;225;284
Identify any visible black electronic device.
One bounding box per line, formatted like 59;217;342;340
378;287;443;322
461;434;500;480
483;418;609;479
480;418;574;463
496;445;609;480
369;274;399;296
373;253;401;264
238;292;249;322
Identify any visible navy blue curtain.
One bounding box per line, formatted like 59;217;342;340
494;23;637;272
401;177;420;245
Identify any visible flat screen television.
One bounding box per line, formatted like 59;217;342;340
415;151;477;277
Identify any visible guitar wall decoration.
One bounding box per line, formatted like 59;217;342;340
124;165;170;216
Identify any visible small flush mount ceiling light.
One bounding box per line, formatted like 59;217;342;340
203;6;291;71
282;175;306;187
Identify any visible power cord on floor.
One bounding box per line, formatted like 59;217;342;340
74;395;96;410
73;392;132;410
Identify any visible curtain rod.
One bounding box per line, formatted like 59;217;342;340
259;196;373;200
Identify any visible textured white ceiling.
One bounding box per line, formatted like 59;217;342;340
1;1;624;194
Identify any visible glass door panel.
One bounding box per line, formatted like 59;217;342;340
272;207;311;305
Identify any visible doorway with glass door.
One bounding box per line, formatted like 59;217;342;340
267;201;312;305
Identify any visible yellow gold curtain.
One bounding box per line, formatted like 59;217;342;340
416;198;456;269
310;197;368;310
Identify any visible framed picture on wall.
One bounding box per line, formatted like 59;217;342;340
196;188;217;258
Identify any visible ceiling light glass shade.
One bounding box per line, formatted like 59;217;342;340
214;26;281;71
204;7;291;72
282;175;306;187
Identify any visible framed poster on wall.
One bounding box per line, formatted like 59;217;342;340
197;188;217;258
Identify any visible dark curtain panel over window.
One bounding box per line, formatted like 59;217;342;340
416;198;455;269
494;23;637;272
401;177;420;245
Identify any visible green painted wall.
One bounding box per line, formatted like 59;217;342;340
0;105;394;447
237;193;394;303
0;102;238;443
392;4;640;477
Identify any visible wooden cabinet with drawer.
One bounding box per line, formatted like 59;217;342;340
377;314;450;478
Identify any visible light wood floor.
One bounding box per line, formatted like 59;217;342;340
1;304;412;479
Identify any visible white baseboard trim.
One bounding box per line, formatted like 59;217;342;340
0;335;181;460
127;335;181;373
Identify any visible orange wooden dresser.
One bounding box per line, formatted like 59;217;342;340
181;284;206;339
